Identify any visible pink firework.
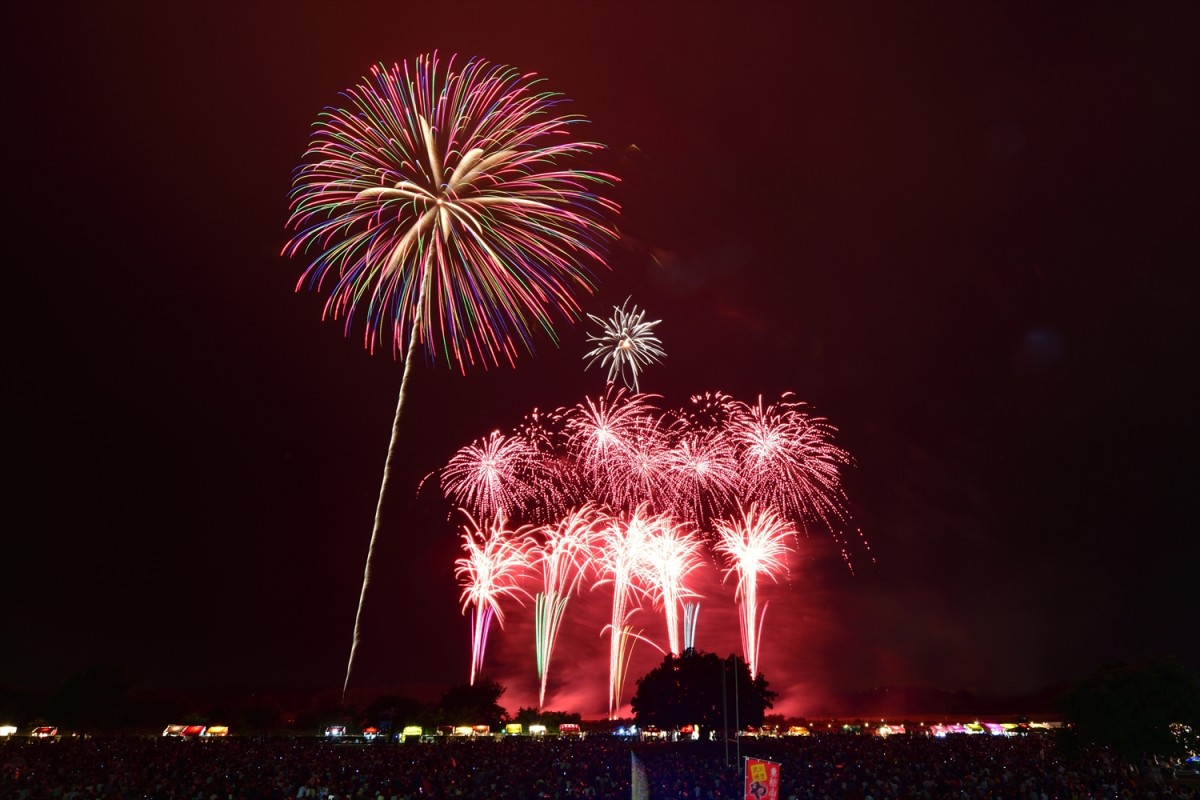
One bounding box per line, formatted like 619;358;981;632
617;418;672;512
454;512;534;685
713;504;795;678
441;430;556;523
727;393;852;531
437;388;861;710
661;427;742;525
639;516;707;656
561;388;663;511
592;504;661;719
531;504;605;708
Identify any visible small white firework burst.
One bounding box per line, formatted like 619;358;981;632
584;298;666;392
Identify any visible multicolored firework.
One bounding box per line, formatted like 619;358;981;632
454;513;534;686
713;504;796;678
584;298;666;393
282;53;617;698
284;53;619;370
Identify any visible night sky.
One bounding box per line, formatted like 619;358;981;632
7;1;1197;718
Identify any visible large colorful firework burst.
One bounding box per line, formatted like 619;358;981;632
285;53;619;370
283;53;619;699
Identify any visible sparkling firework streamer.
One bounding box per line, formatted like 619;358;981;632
640;519;706;655
593;504;660;719
713;504;795;678
611;620;659;717
282;53;617;699
584;297;666;393
454;512;534;685
683;601;700;651
531;504;605;708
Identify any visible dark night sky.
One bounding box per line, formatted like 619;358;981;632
6;1;1197;718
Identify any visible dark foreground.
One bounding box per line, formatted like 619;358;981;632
1;733;1194;800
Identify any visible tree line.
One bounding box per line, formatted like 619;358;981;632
3;654;1196;763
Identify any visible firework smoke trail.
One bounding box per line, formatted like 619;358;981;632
532;504;604;708
713;504;795;678
593;505;659;719
584;297;666;393
282;53;617;699
454;512;534;685
641;518;706;655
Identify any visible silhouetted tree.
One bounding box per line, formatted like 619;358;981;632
203;693;284;734
122;688;194;729
363;694;430;731
295;701;353;735
512;706;582;730
437;678;509;729
242;694;285;732
630;649;776;731
0;685;49;728
46;665;131;731
1058;657;1200;761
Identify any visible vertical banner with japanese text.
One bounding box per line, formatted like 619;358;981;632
744;757;781;800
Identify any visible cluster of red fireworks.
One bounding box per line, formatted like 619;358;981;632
439;388;865;718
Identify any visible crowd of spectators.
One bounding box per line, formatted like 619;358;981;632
1;731;1195;800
